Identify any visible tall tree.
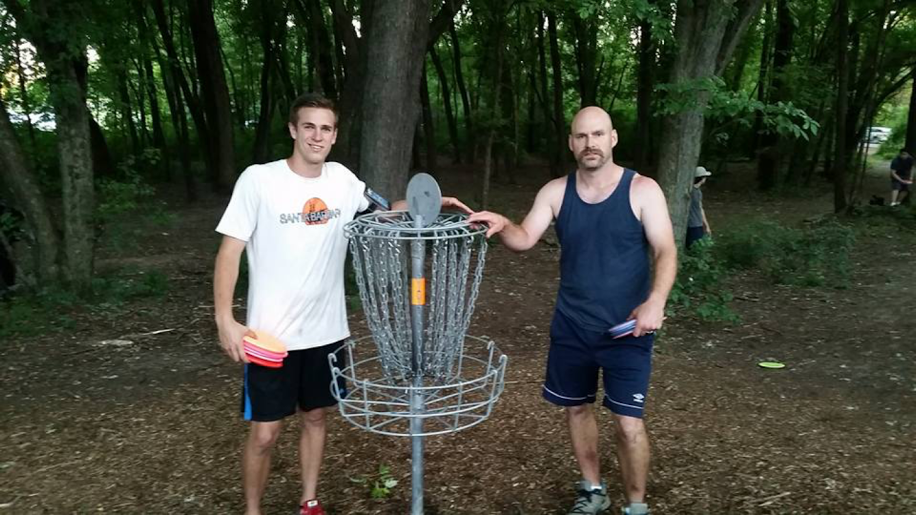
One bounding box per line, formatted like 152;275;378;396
657;0;765;245
0;98;60;284
547;11;565;178
571;13;599;108
5;0;97;289
252;0;279;164
448;18;474;164
420;66;438;171
358;0;464;198
833;0;849;213
536;10;557;174
906;65;916;153
430;44;461;163
152;0;213;176
187;0;236;191
635;3;657;171
756;0;795;190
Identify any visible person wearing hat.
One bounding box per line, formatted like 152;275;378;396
686;166;712;248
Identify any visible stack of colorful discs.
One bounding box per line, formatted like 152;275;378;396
607;319;637;339
243;331;288;368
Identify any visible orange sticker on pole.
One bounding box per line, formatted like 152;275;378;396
411;278;426;306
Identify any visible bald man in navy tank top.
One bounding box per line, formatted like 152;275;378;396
470;107;677;515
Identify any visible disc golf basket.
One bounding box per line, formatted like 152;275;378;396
330;173;508;514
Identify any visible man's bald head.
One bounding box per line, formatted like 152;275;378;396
571;106;613;134
569;107;617;172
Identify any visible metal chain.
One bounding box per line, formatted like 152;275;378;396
345;213;487;384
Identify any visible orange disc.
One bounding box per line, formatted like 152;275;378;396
247;354;283;368
243;331;288;355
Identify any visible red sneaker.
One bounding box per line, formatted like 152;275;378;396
299;499;326;515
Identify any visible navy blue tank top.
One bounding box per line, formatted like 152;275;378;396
555;169;650;331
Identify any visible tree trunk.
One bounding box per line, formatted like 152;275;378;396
144;56;167;157
657;0;761;247
571;14;598;108
0;98;60;284
547;12;565;177
526;68;538;153
430;44;461;163
449;19;474;164
294;0;338;99
161;47;198;202
420;66;437;171
117;69;140;154
481;8;505;210
272;14;297;106
906;66;916;153
187;0;236;191
8;0;97;289
751;0;773;158
132;60;150;147
90;117;116;179
536;11;556;174
726;20;756;91
833;0;849;213
56;68;95;289
635;8;655;171
253;0;276;164
756;0;794;191
152;0;213;176
358;0;431;199
328;0;366;166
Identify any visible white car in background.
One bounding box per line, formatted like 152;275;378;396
864;126;892;144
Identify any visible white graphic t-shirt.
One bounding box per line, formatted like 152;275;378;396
216;159;369;351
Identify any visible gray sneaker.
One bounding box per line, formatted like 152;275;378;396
568;480;611;514
621;503;649;515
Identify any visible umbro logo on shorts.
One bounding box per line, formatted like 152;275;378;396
632;393;645;403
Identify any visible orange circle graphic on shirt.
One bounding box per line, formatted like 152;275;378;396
302;197;330;225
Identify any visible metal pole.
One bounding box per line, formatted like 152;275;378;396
409;214;426;515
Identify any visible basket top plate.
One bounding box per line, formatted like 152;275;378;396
406;173;441;228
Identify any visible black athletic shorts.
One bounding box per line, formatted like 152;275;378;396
240;340;347;422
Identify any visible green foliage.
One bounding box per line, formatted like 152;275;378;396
716;220;855;288
96;170;155;223
656;76;820;143
668;238;739;323
874;98;910;158
0;268;169;339
0;290;77;339
349;464;399;500
96;157;176;253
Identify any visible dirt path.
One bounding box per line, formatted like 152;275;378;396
1;163;914;514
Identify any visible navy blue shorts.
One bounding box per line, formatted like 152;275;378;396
543;310;653;418
240;341;346;422
891;179;909;192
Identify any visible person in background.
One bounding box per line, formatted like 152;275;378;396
889;148;913;207
686;166;712;248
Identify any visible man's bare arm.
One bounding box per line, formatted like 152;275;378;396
468;178;564;251
629;176;677;336
214;236;252;363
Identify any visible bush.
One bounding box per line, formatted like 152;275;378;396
96;164;175;253
0;268;169;339
669;237;739;322
716;219;854;288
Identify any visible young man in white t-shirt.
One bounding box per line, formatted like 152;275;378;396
213;93;469;515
